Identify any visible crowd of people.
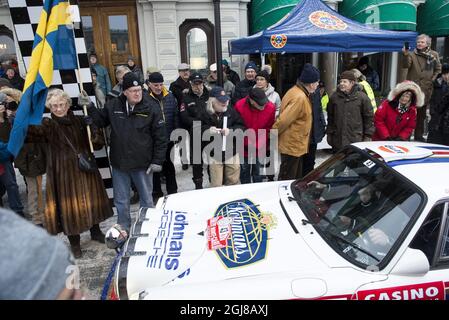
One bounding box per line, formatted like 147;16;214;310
1;33;449;297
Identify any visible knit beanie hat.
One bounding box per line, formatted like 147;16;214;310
122;72;143;91
245;61;257;72
147;72;164;84
256;70;270;83
0;208;74;299
299;63;320;84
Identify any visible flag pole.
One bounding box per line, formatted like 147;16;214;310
68;5;94;153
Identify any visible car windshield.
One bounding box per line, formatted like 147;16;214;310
292;147;425;268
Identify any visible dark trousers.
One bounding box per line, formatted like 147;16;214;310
153;142;178;196
278;154;303;181
414;104;427;141
302;143;317;177
0;160;24;215
240;157;263;184
189;138;205;185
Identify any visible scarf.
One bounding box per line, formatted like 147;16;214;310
398;104;409;114
414;47;437;70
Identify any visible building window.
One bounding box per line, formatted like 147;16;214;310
187;28;208;70
180;20;215;75
0;25;15;59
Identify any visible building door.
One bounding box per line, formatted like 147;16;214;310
79;1;140;85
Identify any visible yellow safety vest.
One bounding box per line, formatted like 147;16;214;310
360;80;377;112
321;93;329;112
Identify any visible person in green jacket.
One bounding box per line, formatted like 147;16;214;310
89;52;112;97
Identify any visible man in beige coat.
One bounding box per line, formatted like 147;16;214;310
402;34;442;141
273;63;319;180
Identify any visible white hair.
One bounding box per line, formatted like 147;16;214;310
116;65;131;77
46;88;72;108
417;34;431;46
206;97;228;114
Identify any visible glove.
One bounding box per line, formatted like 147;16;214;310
83;115;93;126
77;90;91;107
146;164;163;174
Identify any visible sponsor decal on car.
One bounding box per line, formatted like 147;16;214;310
146;210;189;271
207;216;233;250
212;199;276;269
357;282;446;300
378;145;409;154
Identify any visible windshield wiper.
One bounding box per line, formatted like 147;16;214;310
326;231;380;262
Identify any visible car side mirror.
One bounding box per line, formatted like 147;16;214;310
390;247;430;276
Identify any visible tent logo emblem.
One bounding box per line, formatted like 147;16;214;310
309;11;347;31
270;34;287;49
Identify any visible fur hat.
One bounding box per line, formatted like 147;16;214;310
0;87;22;103
351;69;366;82
388;81;425;107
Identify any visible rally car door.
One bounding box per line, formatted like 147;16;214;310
353;202;449;300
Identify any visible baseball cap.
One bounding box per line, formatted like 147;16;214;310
178;63;190;71
189;72;203;83
210;86;230;103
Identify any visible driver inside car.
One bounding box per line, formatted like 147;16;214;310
308;181;393;247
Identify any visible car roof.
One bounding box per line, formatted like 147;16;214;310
351;141;449;198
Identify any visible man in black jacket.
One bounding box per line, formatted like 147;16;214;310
169;63;191;171
232;61;257;105
180;72;209;189
222;59;240;86
428;63;449;145
87;72;167;232
147;72;179;201
302;85;326;176
169;63;191;107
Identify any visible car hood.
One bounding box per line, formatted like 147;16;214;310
116;181;334;299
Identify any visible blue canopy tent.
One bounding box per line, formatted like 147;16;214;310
229;0;417;54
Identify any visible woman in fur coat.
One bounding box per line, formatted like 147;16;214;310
372;81;425;141
28;89;113;258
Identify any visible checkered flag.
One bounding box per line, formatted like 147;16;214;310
7;0;113;203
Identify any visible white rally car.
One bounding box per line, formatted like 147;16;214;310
109;142;449;300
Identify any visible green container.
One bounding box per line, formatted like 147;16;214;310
339;0;417;31
250;0;300;34
418;0;449;36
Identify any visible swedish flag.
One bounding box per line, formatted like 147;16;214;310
7;0;77;157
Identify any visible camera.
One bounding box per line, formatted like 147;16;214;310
5;101;18;112
404;41;410;50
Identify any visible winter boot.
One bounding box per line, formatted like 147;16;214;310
90;224;105;243
68;234;82;259
193;178;203;190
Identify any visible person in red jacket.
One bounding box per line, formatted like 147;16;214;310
373;81;424;141
235;87;276;183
